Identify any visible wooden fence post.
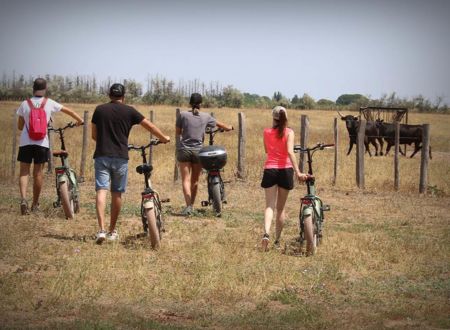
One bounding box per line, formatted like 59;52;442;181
11;112;18;181
237;112;246;180
419;124;430;194
149;110;154;165
299;115;309;173
173;108;180;182
356;119;366;189
332;118;338;186
394;121;400;190
79;111;89;183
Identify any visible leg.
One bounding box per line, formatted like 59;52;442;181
274;187;290;242
19;162;31;214
31;163;45;208
346;142;353;155
179;162;193;207
263;185;278;236
109;192;122;232
377;138;384;156
96;189;108;231
19;162;31;201
190;163;203;206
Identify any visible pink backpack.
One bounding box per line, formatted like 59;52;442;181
26;98;48;140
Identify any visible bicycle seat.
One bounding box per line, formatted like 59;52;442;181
53;150;68;157
136;164;153;174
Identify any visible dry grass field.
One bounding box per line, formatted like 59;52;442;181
0;101;449;329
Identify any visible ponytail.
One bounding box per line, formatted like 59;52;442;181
274;111;288;138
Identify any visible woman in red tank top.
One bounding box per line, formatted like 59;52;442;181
260;106;309;251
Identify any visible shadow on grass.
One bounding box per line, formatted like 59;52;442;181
42;233;93;242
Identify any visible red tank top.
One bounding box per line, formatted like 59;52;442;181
263;127;293;169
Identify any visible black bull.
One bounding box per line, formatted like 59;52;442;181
337;112;431;159
338;113;383;156
376;120;432;159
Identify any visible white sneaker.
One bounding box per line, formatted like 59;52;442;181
106;230;119;242
96;230;107;244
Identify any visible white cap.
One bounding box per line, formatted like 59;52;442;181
272;106;287;120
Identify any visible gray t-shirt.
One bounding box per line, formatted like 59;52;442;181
176;110;216;150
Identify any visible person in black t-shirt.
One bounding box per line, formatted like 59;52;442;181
91;83;170;244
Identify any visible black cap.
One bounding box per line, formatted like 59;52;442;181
109;83;125;97
33;78;47;92
189;93;202;106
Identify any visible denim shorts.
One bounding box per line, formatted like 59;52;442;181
94;157;128;193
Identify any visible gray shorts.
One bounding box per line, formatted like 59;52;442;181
176;148;200;163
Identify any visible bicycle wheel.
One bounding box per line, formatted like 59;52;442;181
211;182;222;216
303;213;317;256
141;204;149;234
145;205;160;250
59;181;74;219
154;196;164;238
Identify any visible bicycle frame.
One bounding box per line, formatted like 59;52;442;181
49;123;80;214
128;140;167;239
295;143;333;252
200;128;227;214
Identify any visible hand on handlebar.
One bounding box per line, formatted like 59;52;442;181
159;136;170;143
75;120;84;127
297;172;313;183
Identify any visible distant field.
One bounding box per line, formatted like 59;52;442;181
0;101;449;328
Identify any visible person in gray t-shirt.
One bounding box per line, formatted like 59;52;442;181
175;93;233;216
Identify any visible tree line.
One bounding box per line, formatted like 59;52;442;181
0;73;448;113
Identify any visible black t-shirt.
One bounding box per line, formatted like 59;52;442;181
92;102;145;159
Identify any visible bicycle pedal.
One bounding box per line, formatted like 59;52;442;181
201;201;209;207
322;205;330;211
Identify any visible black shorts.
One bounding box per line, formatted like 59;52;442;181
261;168;294;190
17;145;49;164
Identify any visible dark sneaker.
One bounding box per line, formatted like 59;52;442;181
180;205;193;216
31;203;41;213
274;240;281;250
20;199;29;215
96;230;107;244
261;233;269;252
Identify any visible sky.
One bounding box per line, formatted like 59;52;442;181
1;0;449;104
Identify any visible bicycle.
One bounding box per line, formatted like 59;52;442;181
128;139;169;250
48;122;81;219
199;127;231;217
294;143;333;255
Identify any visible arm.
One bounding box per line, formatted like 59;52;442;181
287;130;309;182
140;118;170;143
61;106;84;126
91;123;97;141
216;120;233;131
18;116;25;130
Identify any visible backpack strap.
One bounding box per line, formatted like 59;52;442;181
39;97;48;109
26;98;35;110
26;97;48;110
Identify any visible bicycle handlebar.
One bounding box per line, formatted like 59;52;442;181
294;143;335;153
128;139;162;151
48;122;77;132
